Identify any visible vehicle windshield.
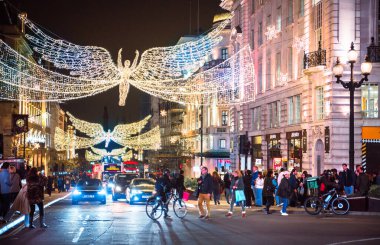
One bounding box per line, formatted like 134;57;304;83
116;174;137;183
132;179;155;186
77;179;101;187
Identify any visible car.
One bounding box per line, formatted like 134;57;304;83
126;178;156;204
72;179;106;205
112;173;138;201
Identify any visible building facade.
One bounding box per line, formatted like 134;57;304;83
221;0;380;175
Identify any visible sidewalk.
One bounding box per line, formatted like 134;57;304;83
185;199;380;216
0;190;71;235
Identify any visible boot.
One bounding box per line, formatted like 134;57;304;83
39;216;48;228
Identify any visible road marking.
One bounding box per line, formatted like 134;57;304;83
72;227;85;243
82;215;90;225
326;237;380;245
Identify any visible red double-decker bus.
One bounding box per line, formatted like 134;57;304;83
123;161;139;174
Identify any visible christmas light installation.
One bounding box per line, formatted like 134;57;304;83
113;126;161;151
0;40;119;102
20;17;230;105
277;73;289;87
85;150;101;162
265;25;281;40
90;146;128;156
293;37;306;53
67;112;151;147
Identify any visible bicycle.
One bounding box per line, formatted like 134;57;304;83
146;189;188;220
304;188;350;215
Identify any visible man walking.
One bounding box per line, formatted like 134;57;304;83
250;166;259;205
223;170;231;204
197;166;213;220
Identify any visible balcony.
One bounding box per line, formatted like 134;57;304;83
367;37;380;63
303;43;326;69
203;59;230;70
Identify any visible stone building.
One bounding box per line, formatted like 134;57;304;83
221;0;380;175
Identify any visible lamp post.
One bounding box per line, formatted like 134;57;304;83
332;42;372;171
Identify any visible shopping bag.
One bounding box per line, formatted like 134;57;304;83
235;190;246;202
183;191;190;201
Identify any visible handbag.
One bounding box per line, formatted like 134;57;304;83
235;190;246;202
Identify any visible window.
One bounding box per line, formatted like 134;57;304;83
276;52;281;86
297;51;304;78
258;22;263;45
238;111;244;131
361;84;379;118
258;62;263;93
269;101;281;128
288;47;293;80
221;110;228;126
252;106;261;130
314;1;323;49
288;0;293;25
299;0;305;17
277;6;282;31
316;86;324;120
219;139;226;149
288;95;301;125
251;29;255;49
266;57;271;90
251;0;255;14
221;48;228;60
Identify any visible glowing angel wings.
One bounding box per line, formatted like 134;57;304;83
23;17;229;82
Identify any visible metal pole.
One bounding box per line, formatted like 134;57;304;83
23;132;26;159
200;104;203;166
349;62;355;171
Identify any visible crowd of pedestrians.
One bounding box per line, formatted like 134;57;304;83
195;163;379;219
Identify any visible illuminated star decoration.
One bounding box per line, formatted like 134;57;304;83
292;37;306;53
160;110;167;117
277;73;289;87
265;25;281;40
17;17;230;106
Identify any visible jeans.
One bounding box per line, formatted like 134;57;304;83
281;198;289;213
275;191;281;205
225;188;231;203
229;192;246;213
255;188;263;206
344;186;354;195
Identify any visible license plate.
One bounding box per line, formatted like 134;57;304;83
84;195;94;198
142;195;150;198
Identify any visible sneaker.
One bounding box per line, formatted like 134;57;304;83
198;215;205;219
225;212;232;218
204;216;210;220
242;212;246;218
281;212;289;216
277;203;283;207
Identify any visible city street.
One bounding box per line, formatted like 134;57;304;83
1;194;379;245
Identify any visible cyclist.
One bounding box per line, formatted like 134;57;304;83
154;169;172;218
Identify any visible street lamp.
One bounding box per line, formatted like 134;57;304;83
332;42;372;171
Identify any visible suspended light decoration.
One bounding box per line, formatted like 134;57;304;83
16;17;230;105
113;126;161;151
90;146;128;156
277;73;289;87
67;112;151;147
265;25;281;40
85;150;102;162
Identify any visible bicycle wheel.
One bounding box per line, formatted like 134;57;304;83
304;197;323;215
173;198;188;219
331;197;350;215
146;197;163;220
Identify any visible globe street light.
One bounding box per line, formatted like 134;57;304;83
332;42;372;171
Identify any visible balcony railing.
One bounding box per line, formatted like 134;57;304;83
303;42;326;69
203;59;230;70
367;37;380;63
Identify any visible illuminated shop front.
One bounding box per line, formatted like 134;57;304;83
251;136;263;169
286;131;302;170
266;133;281;170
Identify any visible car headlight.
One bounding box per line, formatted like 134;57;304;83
73;189;82;195
115;186;122;192
131;189;142;195
98;189;106;195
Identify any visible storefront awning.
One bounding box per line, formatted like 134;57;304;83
362;127;380;143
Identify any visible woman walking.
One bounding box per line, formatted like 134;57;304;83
212;171;222;205
27;168;48;228
225;170;246;218
263;170;276;214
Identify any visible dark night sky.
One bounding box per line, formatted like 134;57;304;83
7;0;223;128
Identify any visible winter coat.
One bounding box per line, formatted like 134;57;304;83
250;171;259;186
212;177;221;193
11;184;30;214
9;172;21;193
198;173;213;195
0;169;12;194
263;177;275;197
277;178;292;198
223;173;231;189
243;174;252;190
230;177;245;191
339;169;354;187
27;175;47;204
355;173;370;196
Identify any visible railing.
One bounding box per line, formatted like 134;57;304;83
367;37;380;62
203;59;230;70
303;42;326;69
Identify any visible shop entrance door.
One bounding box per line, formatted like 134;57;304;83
315;139;324;176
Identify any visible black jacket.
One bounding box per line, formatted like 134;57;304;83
277;178;292;198
263;177;275;197
223;173;231;189
198;173;213;195
339;169;354;187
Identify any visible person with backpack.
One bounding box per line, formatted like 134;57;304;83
263;170;276;214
